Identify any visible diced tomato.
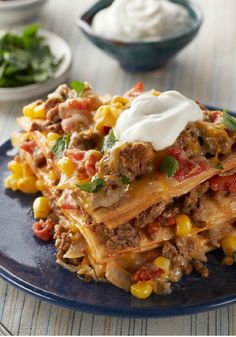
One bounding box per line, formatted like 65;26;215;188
209;111;220;123
132;266;164;282
60;191;79;210
66;149;86;161
68;99;89;111
168;147;185;163
146;221;161;235
166;214;176;226
84;162;96;177
167;147;208;182
103;126;111;135
21;140;37;154
210;174;236;193
32;219;54;241
129;81;144;97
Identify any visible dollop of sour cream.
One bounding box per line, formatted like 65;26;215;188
115;91;203;151
92;0;191;42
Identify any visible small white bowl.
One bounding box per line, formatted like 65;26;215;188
0;0;48;29
0;29;72;101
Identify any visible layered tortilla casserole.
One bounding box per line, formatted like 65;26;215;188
5;82;236;299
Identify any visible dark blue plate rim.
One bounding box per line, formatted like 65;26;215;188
1;104;236;318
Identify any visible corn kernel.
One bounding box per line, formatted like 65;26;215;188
48;169;58;182
23;101;38;118
154;256;171;273
111;95;128;105
176;214;192;236
131;281;153;300
18;176;38;194
22;162;34;177
46;132;61;148
33;104;45;119
221;236;236;256
57;157;75;177
94;105;121;132
33;196;51;219
36;179;45;191
4;175;18;191
23;101;45;119
7;160;22;177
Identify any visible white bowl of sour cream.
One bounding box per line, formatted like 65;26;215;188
78;0;203;72
92;0;192;43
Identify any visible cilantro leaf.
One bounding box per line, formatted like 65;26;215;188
70;80;85;96
52;134;70;158
120;175;130;185
0;24;62;88
223;109;236;131
215;163;224;170
160;155;179;177
101;129;117;153
77;177;105;193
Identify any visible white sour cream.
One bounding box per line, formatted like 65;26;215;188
115;91;203;151
92;0;191;42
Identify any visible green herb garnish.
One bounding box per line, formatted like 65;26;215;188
78;177;105;193
215;163;224;170
0;24;63;88
52;134;70;158
120;175;130;185
101;129;117;153
232;252;236;263
223;109;236;131
70;80;85;96
160;155;179;177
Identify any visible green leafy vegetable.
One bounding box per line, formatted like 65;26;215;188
0;24;63;88
101;129;117;153
52;134;70;158
223;109;236;131
160;155;179;177
77;177;105;193
215;163;224;170
70;80;85;96
120;175;130;185
233;252;236;263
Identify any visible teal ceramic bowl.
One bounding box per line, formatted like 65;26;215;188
77;0;203;72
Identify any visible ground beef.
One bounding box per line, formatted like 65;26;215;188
106;223;140;250
68;130;101;151
192;260;209;278
55;227;71;260
95;223;140;250
175;122;201;158
45;121;63;133
130;201;172;229
33;152;46;168
46;104;60;123
162;241;193;282
183;181;210;214
100;142;154;181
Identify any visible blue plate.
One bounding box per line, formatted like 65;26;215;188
1;108;236;318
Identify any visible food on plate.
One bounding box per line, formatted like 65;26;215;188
5;81;236;299
0;24;62;88
92;0;191;42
